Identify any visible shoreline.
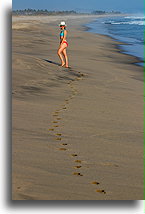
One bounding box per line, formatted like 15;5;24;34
84;24;143;68
84;16;144;67
12;15;143;200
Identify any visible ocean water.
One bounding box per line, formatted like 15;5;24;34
86;15;144;66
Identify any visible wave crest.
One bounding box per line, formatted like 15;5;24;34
104;20;144;26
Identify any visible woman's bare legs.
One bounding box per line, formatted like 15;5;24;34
57;48;65;66
57;43;68;67
62;48;69;68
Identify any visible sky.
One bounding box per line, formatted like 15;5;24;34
12;0;144;13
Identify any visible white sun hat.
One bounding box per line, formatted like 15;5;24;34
59;21;67;26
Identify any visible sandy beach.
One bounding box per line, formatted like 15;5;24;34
12;15;143;200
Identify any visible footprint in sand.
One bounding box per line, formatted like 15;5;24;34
61;143;67;146
56;137;61;141
73;92;77;95
56;118;61;120
74;160;82;163
17;186;21;190
74;89;78;93
55;111;60;114
96;189;106;194
70;96;74;99
56;133;62;136
73;172;83;176
49;128;54;131
59;148;67;151
74;166;82;169
62;107;67;110
76;77;82;81
53;112;59;115
62;104;67;107
80;73;85;77
91;181;100;185
71;154;78;157
53;121;58;124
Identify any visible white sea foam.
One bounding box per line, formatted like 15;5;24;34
104;20;144;26
111;21;144;26
125;16;144;20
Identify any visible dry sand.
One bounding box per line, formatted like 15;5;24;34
12;15;143;200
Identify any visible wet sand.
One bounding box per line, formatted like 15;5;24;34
12;15;143;200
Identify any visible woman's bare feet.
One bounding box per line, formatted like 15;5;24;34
61;63;65;67
65;64;69;68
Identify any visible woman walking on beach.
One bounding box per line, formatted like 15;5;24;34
57;21;69;68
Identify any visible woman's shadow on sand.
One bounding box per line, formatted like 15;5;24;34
43;59;60;66
43;59;72;70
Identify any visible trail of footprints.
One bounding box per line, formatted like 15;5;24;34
48;71;106;195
